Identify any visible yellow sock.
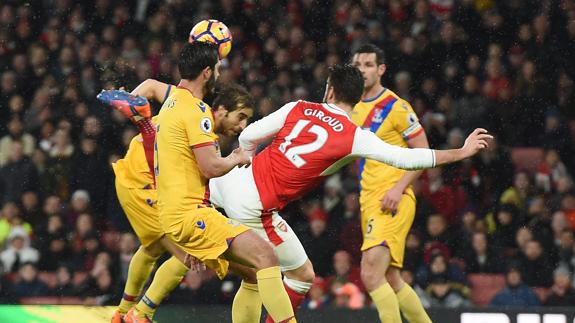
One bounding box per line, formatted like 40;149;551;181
232;280;262;323
135;256;188;319
256;266;296;322
397;284;432;323
118;247;158;314
369;282;402;323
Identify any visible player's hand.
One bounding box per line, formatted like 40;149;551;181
184;253;207;272
231;147;251;168
380;186;403;214
461;128;493;158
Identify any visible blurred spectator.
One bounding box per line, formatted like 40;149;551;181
0;202;32;247
544;266;575;306
332;281;365;309
51;265;76;297
302;277;328;310
490;267;540;307
11;263;49;298
420;169;458;224
422;274;470;308
0;116;35;167
325;250;363;294
416;253;466;288
518;240;554;288
490;204;522;254
500;172;532;210
452;74;491;135
0;141;38;204
0;227;39;273
300;204;337;277
536;150;572;194
463;232;503;274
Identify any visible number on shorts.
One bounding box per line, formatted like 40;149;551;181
279;120;328;168
366;218;374;234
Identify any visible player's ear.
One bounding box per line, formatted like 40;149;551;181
202;66;212;79
378;64;387;76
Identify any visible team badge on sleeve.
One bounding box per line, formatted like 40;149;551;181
200;117;213;133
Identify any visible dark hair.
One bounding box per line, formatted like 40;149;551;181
354;43;386;65
327;64;364;106
178;41;219;80
212;83;255;112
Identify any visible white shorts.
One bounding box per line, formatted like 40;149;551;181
210;166;308;272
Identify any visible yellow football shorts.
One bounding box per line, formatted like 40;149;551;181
115;179;234;278
360;192;416;268
160;207;250;279
115;179;163;248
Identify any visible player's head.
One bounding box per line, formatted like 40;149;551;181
178;41;220;96
323;64;364;108
212;83;255;136
352;44;386;92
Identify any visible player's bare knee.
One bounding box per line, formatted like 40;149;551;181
253;243;279;269
385;268;404;292
286;260;315;284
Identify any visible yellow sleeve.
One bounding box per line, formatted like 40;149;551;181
391;100;424;141
183;107;218;148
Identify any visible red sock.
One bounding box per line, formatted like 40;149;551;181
135;119;156;182
265;283;307;323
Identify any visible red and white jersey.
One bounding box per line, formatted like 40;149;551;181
239;100;436;211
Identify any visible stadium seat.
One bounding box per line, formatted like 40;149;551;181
20;297;60;305
73;271;88;287
102;231;121;252
38;271;57;289
510;148;544;172
534;287;551;303
468;274;506;307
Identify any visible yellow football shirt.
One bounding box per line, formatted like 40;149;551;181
155;87;218;217
112;115;161;189
351;88;424;198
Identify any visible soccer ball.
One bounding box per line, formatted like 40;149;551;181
189;19;233;59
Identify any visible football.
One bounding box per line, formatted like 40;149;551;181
189;19;233;59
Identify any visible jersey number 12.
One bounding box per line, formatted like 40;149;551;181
279;120;328;168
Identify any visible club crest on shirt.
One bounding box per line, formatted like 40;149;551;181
372;108;383;123
200;117;212;133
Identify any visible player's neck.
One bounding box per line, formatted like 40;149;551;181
362;83;385;101
178;79;205;100
327;99;352;115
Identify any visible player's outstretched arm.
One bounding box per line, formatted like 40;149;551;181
193;145;251;179
131;79;173;104
433;128;492;165
352;128;492;169
239;101;297;155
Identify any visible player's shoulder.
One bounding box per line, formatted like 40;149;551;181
386;91;414;113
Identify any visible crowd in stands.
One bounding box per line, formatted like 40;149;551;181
0;0;575;309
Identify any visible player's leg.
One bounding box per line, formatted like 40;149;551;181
359;194;401;323
224;230;296;323
229;261;262;323
263;214;314;323
210;170;295;322
385;196;431;323
128;237;191;322
361;245;401;322
387;266;432;323
113;182;165;320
